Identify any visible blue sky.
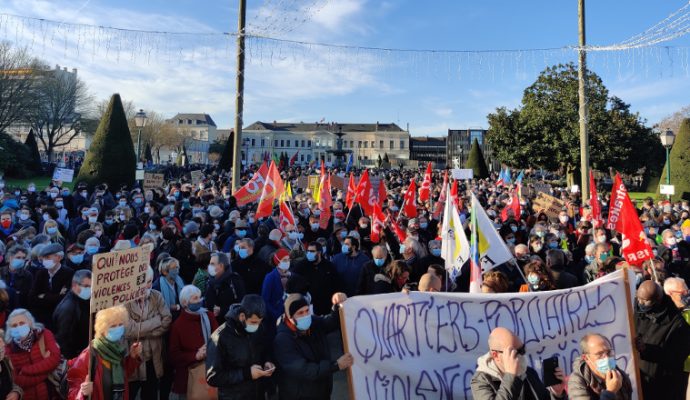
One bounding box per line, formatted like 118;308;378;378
3;0;690;136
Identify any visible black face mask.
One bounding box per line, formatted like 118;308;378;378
636;300;656;313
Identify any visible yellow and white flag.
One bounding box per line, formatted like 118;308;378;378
471;193;513;272
441;187;470;280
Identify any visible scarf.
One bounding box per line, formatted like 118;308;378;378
15;328;37;352
159;275;183;308
92;336;126;385
188;308;212;343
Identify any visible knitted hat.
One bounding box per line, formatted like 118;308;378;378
273;248;290;266
268;229;283;242
284;293;309;318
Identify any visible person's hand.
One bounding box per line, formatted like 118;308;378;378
549;367;565;395
129;342;142;359
502;347;521;375
5;391;19;400
250;364;269;380
59;287;67;295
195;345;207;361
402;287;410;295
213;306;220;316
332;292;347;305
337;353;354;370
263;362;276;376
80;381;93;396
605;369;623;393
38;294;45;299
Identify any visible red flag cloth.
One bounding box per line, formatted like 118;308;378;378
289;152;298;166
608;178;653;265
346;173;357;208
256;161;285;219
389;214;407;243
419;163;432;202
318;174;332;229
432;170;448;219
279;201;296;233
589;171;603;228
402;180;417;218
233;162;268;206
449;180;459;208
500;191;522;222
371;202;386;243
606;173;623;230
378;179;387;208
354;169;372;216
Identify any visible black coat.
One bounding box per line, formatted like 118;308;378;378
52;291;90;359
634;295;690;400
355;260;381;296
205;270;246;326
0;267;34;309
206;305;270;400
29;265;74;328
273;306;341;400
292;258;337;316
233;254;272;296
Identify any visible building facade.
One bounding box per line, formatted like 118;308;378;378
447;128;499;171
240;121;411;167
409;136;447;168
162;113;218;164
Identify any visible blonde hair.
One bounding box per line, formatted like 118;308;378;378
43;219;64;240
94;306;128;339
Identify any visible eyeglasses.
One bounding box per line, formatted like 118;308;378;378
588;349;614;359
491;345;525;355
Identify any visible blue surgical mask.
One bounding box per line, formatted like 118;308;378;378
245;323;259;333
420;222;428;229
106;325;125;342
168;269;179;280
306;251;317;262
134;198;143;205
77;287;91;300
295;315;312;331
528;275;539;285
10;258;25;270
234;244;241;253
595;357;617;374
431;248;442;257
238;248;249;259
374;258;385;267
511;226;518;233
339;231;347;239
548;242;559;249
188;301;202;312
297;232;304;240
47;227;58;235
10;325;30;342
341;244;350;254
149;223;157;231
69;254;84;264
585;255;594;263
506;238;516;245
399;244;406;254
310;223;320;231
236;229;247;238
105;219;114;225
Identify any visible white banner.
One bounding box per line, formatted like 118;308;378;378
52;167;74;182
472;193;513;271
452;168;474;180
341;269;639;399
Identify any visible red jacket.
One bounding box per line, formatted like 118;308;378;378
5;329;61;400
168;310;218;394
66;346;141;400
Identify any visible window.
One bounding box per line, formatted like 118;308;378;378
280;140;284;147
301;155;304;162
261;139;265;146
350;140;354;148
274;140;278;147
379;140;384;149
251;139;255;146
301;140;305;147
400;140;405;149
371;141;375;148
307;140;311;147
327;155;332;162
187;119;192;124
390;140;394;149
470;130;484;145
358;141;362;148
364;141;368;148
307;154;312;162
286;140;291;147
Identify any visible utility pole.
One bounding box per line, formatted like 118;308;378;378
232;0;247;192
578;0;590;201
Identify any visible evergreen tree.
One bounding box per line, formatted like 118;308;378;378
76;94;136;189
24;129;43;174
465;138;489;179
218;134;234;172
658;118;690;200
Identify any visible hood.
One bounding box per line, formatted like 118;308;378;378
475;352;502;381
225;303;242;323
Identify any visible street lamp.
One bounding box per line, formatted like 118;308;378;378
659;128;675;199
134;109;148;163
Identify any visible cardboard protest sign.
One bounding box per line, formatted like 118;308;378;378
451;168;474;180
307;175;320;194
144;173;165;190
533;182;552;194
190;170;203;185
531;191;565;221
52;168;74;182
341;269;640;399
90;245;152;313
330;175;347;191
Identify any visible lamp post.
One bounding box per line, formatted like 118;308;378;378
659;128;676;200
134;109;148;165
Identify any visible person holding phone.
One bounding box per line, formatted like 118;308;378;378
568;333;632;399
471;327;566;399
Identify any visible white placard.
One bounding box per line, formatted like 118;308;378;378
451;168;474;180
135;170;145;180
52;168;74;182
660;184;675;195
571;184;580;193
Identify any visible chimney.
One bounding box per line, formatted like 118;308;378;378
63;67;67;71
55;64;60;70
375;121;379;131
72;68;77;74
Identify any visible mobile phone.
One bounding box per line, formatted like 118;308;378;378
542;356;561;387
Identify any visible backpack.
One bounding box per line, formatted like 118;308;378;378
37;334;69;399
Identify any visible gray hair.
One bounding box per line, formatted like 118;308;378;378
145;266;154;282
211;252;230;269
240;238;255;249
664;276;687;294
579;333;612;355
72;270;92;285
403;237;428;258
585;243;596;256
30;244;45;261
428;240;441;251
158;257;180;274
5;309;43;343
85;237;100;248
179;285;201;307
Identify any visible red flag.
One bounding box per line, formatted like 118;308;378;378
419;163;432;202
378;179;387;208
402;180;417;218
279;201;296;233
289;152;298;166
432;170;449;219
500;191;522;222
371;202;386;243
318;174;332;229
589;171;603;228
606;173;623;230
389;214;407;243
256;161;285;219
354;170;372;216
233;162;268;206
346;173;357;209
608;177;653;266
449;180;459;208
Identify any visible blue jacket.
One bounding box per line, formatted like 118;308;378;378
331;252;370;297
261;269;284;323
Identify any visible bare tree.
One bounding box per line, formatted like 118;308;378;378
0;42;39;133
26;65;93;162
153;123;185;163
656;105;690;134
93;97;136;126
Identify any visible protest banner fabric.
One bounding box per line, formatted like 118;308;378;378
441;187;469;281
91;245;152;313
233;162;268;206
52;167;74;182
143;172;164;190
531;192;565;221
341;269;640;400
472;193;513;271
451;168;474;180
532;183;552;194
190;170;203;185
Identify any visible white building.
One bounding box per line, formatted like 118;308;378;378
163;113;218;164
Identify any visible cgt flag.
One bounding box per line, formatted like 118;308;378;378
419;163;432;202
441;187;470;281
402;179;417;218
279;201;296;233
346;172;357;209
354;169;372;216
256;161;284;219
233;162;268;206
318;173;332;229
607;176;653;266
589;171;603;228
500;190;521;222
606;173;624;230
371;202;386;243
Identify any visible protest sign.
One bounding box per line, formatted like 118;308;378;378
144;172;165;190
307;175;320;194
190;170;203;185
90;245;152;313
533;182;552;194
52;168;74;182
531;191;564;221
330;175;346;191
451;168;474;180
341;269;640;400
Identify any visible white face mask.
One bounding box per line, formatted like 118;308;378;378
278;261;290;271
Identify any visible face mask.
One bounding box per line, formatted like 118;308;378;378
306;251;317;262
248;217;255;223
119;214;126;221
88;216;98;223
278;261;290;271
105;219;114;225
233;244;241;253
310;223;320;231
49;192;58;199
17;212;30;221
301;209;310;217
10;325;30;342
666;238;677;247
208;264;217;277
535;231;545;238
559;215;568;223
106;325;125;342
42;214;49;221
69;254;84;264
188;301;202;312
119;201;127;207
28;186;35;193
596;235;607;244
637;301;654;313
663;219;671;225
599;253;608;262
0;220;11;229
595;357;617;374
431;248;442;257
313;210;321;216
236;229;248;238
399;244;406;254
168;269;179;280
506;238;516;245
359;224;369;230
169;211;175;217
420;222;428;229
342;244;350;254
86;246;99;255
144;207;150;213
295;315;312;331
214;223;220;231
77;287;91;300
238;248;249;259
10;258;25;270
288;231;299;240
297;232;304;240
532;244;542;253
80;191;88;198
548;242;559;249
47;227;58;235
527;274;540;285
339;231;347;239
149;223;157;231
334;218;342;224
585;255;595;263
134;198;143;205
245;323;260;333
511;226;518;233
42;259;56;269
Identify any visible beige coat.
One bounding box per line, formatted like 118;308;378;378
125;290;173;380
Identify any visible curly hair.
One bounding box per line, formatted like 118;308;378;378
482;271;509;293
94;306;129;339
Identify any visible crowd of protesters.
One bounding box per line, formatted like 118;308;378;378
0;163;687;399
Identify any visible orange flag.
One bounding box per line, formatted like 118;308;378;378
346;172;357;209
233;162;268;206
419;162;432;202
318;173;332;229
378;179;387;209
256;161;285;219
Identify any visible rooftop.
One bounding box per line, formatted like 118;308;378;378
169;113;217;127
244;121;405;133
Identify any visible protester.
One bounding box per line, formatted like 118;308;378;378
332;236;369;297
52;269;91;359
0;329;22;400
356;245;389;295
568;333;633;399
29;243;74;327
233;238;272;295
418;272;442;292
205;252;246;325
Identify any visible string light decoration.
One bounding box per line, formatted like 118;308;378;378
247;0;332;37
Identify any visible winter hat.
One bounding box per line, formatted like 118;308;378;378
268;229;283;242
284;293;309;318
273;248;290;266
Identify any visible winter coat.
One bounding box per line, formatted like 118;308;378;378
5;329;61;400
356;260;381;296
567;356;632;400
168;309;219;394
0;266;34;309
292;258;337;315
0;357;22;400
261;269;285;328
52;291;90;359
29;265;75;328
272;305;341;400
470;352;562;400
205;270;246;326
332;252;370;297
124;290;172;380
66;345;141;400
233;254;272;295
206;305;271;400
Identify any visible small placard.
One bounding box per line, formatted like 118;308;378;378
52;168;74;182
